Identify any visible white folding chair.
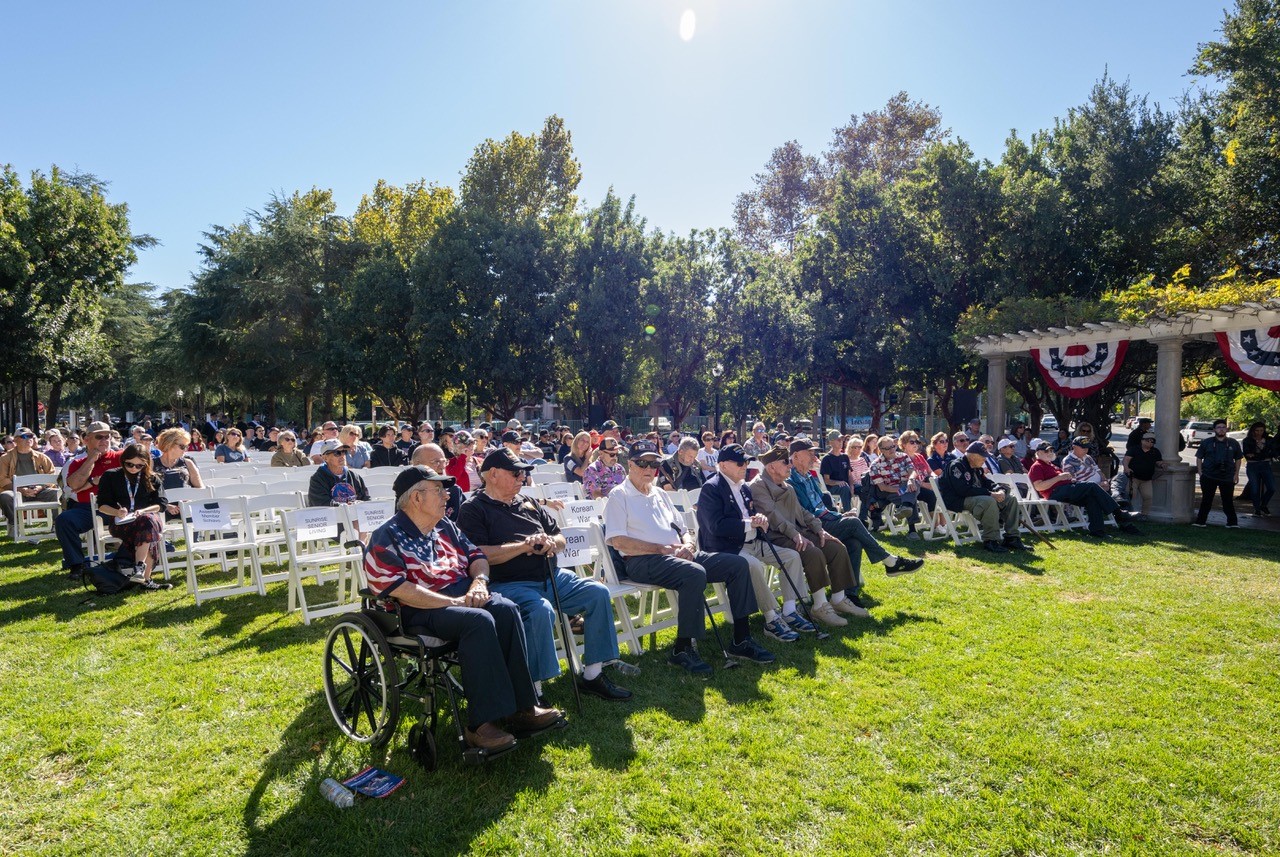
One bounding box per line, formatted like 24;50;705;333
533;463;563;477
928;475;983;546
242;492;306;581
283;506;365;624
588;522;684;652
530;470;566;486
179;497;264;603
156;486;214;579
11;473;61;542
86;494;123;569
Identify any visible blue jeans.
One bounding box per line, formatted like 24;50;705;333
55;502;94;569
1245;461;1275;512
492;570;620;683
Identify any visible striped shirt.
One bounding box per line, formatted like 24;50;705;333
363;511;485;598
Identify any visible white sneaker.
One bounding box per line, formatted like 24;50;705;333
809;601;849;627
830;598;869;618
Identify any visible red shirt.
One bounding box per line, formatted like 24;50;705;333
67;450;123;504
1027;459;1067;500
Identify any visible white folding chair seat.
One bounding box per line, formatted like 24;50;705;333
11;473;61;542
179;497;263;603
283;506;365;624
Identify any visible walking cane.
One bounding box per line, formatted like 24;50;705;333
761;532;831;641
544;554;584;714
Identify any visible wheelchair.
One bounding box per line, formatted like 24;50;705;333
322;588;556;770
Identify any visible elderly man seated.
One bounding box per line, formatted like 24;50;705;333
697;444;813;643
604;439;773;675
1028;439;1140;538
938;441;1025;553
307;439;370;507
458;448;632;702
364;466;564;751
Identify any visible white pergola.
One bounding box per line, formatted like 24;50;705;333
970;299;1280;523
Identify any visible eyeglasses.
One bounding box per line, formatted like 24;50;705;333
174;443;189;449
906;440;920;444
123;461;144;471
634;461;659;469
93;434;111;440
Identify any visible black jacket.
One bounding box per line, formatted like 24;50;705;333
370;444;409;468
97;467;164;519
307;465;370;507
696;472;757;553
938;457;998;512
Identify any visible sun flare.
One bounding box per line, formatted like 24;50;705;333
679;9;696;42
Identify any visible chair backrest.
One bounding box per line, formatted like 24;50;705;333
541;480;582;504
164;486;213;506
343;499;395;538
553;524;594;573
242;491;304;516
530;470;566;485
534;463;563;475
557;498;604;528
1007;473;1046;502
13;472;58;492
587;522;624;585
285;506;343;547
180;497;250;540
202;477;243;489
519;485;545;502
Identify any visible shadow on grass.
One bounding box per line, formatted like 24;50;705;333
242;690;555;857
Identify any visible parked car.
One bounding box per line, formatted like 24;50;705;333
1041;414;1058;430
1181;421;1217;447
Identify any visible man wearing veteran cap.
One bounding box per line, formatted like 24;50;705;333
56;421;123;578
1029;439;1141;537
603;439;773;675
697;444;814;643
995;438;1026;475
458;448;632;702
363;466;564;751
752;445;876;625
938;441;1025;553
307;439;370;507
783;439;924;611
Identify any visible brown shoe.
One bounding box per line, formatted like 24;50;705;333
507;705;563;733
464;722;516;751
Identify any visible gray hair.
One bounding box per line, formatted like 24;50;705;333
678;437;700;453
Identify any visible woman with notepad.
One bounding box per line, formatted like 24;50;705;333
96;445;170;588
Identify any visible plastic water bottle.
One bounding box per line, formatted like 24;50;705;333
319;778;355;808
609;659;641;677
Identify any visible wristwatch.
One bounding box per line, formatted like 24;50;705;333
474;574;490;584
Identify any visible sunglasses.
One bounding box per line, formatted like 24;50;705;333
123;461;145;471
633;461;659;470
174;442;189;449
906;439;920;444
93;434;111;440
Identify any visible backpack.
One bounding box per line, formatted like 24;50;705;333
82;562;140;596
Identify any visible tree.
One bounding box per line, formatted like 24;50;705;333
459;115;582;222
732;141;825;255
558;190;651;420
352;179;455;269
826;92;948;187
0;165;151;429
1191;0;1280;275
642;230;725;427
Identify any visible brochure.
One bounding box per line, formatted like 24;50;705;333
342;767;405;799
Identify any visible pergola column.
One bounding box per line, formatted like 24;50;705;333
986;356;1007;438
1150;337;1194;523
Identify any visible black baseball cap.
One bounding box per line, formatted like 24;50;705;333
392;465;455;500
480;447;535;473
965;440;989;456
788;439;816;454
501;430;521;444
718;443;748;465
1071;436;1090;448
627;439;661;460
601;420;620;431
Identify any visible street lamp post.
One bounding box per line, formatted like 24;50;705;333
711;362;724;434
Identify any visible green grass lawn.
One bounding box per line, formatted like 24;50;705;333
1;524;1277;857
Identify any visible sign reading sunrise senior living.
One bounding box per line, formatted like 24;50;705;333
1216;324;1280;391
555;527;591;567
353;501;393;533
294;508;337;541
1029;340;1129;399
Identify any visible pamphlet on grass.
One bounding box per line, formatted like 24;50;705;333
342;767;404;798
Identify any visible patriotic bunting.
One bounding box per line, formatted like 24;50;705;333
1029;340;1129;399
1215;325;1280;391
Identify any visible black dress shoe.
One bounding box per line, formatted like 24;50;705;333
982;540;1009;554
1002;536;1028;550
576;672;633;701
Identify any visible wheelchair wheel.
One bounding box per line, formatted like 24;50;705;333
407;722;438;771
323;613;400;747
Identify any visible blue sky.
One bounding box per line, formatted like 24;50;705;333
3;1;1229;292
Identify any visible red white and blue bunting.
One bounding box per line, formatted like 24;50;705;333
1029;340;1129;399
1216;325;1280;391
